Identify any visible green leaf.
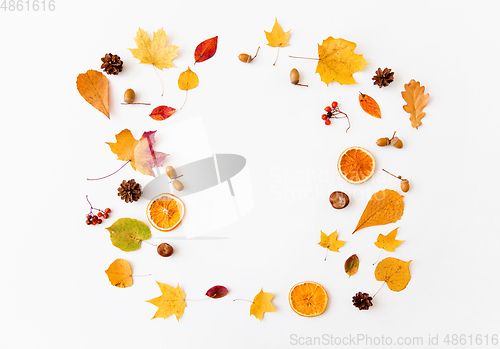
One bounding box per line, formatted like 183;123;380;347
344;254;359;277
106;218;151;251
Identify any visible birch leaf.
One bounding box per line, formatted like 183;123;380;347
76;70;109;118
375;257;412;292
105;259;133;288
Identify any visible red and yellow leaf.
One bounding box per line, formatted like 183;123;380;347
149;105;176;121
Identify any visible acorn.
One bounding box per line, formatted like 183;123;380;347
238;46;260;63
390;137;403;149
123;89;135;104
400;179;410;192
376;137;391;146
172;180;184;191
290;68;308;87
166;166;177;179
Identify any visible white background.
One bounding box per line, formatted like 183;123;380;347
1;1;499;348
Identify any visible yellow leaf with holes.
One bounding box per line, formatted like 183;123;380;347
353;189;404;234
128;27;178;70
265;18;290;48
250;289;276;321
375;257;412;292
374;227;404;252
146;281;186;321
318;230;346;252
105;259;133;288
316;37;368;85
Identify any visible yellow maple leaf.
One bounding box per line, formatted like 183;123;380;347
374;227;404;252
316;37;368;85
265;18;290;48
353;189;404;234
128;27;178;70
402;79;430;129
375;257;412;292
250;289;276;321
146;281;186;320
318;230;345;252
105;259;133;288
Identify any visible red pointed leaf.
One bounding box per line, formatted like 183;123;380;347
149;105;176;121
206;285;228;299
194;36;218;63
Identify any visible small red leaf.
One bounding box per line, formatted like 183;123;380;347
206;285;228;299
149;105;176;121
194;36;218;63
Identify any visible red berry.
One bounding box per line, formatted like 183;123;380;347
325;119;331;125
324;106;332;112
331;101;338;108
321;114;328;120
103;213;109;219
104;208;111;214
97;219;103;224
97;212;103;217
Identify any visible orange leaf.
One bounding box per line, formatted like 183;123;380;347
402;79;430;129
353;189;404;234
105;259;133;288
359;92;381;118
76;70;109;118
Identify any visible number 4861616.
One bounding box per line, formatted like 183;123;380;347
1;0;55;11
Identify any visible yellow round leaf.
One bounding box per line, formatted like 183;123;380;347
178;67;199;91
375;257;412;292
105;259;133;288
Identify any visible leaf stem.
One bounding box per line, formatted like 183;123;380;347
131;274;151;277
87;161;130;181
121;102;151;105
180;91;188;110
373;281;386;298
143;240;157;247
233;299;254;304
153;66;164;96
324;248;329;261
373;248;384;265
273;47;280;66
185;298;211;302
289;55;319;60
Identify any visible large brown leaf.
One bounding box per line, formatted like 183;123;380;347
76;70;109;118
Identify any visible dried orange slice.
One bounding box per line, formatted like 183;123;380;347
337;146;375;184
289;281;328;317
146;193;185;232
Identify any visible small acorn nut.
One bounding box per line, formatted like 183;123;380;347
172;180;184;191
238;53;252;63
166;166;177;179
290;68;300;85
123;89;135;104
400;179;410;192
376;137;391;146
390;137;403;149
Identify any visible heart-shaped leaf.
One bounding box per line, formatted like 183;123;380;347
106;218;151;251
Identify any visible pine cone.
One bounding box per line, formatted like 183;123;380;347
352;292;373;310
372;67;394;88
117;179;141;203
101;53;123;75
